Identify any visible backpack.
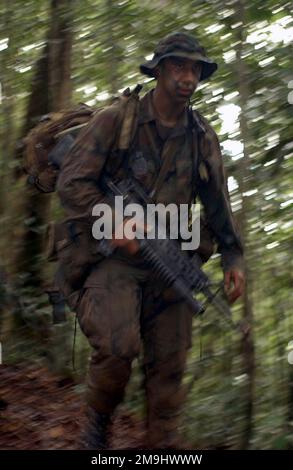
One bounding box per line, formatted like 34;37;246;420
23;84;143;193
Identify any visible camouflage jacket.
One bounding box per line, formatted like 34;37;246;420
57;89;243;271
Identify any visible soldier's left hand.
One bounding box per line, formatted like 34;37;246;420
224;269;245;304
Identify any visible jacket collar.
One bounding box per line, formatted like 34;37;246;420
138;89;206;135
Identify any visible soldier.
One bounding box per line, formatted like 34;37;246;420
57;32;244;449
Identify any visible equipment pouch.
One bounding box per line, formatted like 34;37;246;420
46;217;104;290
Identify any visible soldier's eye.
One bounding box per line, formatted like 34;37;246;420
170;59;183;69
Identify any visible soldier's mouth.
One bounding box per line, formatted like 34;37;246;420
171;80;194;97
177;87;193;96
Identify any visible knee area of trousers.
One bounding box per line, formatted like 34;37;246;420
89;353;132;386
87;330;141;361
144;349;187;380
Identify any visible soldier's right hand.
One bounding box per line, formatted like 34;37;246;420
110;236;140;255
110;218;142;255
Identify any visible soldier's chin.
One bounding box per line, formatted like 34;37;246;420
176;92;192;102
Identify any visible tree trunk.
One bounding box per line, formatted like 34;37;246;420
49;0;73;111
233;0;256;450
0;1;16;216
12;0;73;291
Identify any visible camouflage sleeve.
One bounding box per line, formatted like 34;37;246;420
57;104;122;218
197;121;244;272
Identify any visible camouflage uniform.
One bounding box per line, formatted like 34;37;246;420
57;32;243;448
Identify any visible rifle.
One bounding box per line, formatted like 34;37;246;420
99;175;239;328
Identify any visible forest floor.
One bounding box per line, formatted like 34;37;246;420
0;363;145;450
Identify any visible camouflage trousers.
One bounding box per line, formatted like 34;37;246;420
76;257;193;448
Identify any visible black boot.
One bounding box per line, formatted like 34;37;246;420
80;407;111;450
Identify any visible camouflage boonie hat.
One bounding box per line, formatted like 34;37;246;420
140;32;218;82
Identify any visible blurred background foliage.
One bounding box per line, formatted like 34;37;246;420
0;0;292;450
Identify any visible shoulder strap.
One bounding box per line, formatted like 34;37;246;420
189;108;209;199
148;136;177;199
118;84;142;151
103;85;142;177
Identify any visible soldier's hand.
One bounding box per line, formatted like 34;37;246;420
110;236;140;255
110;218;148;255
224;269;245;304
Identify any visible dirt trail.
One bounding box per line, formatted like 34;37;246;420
0;364;145;450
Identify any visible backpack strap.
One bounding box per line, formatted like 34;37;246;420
118;84;142;151
189;107;207;200
104;84;142;177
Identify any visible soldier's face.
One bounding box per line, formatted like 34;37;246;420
158;57;202;102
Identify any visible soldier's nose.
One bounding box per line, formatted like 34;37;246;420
182;72;197;87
